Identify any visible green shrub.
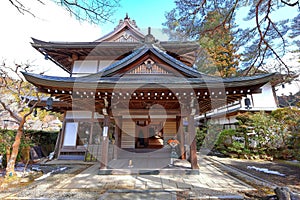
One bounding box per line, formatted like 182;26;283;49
216;107;300;161
216;129;236;148
0;129;58;167
196;128;206;150
228;141;244;154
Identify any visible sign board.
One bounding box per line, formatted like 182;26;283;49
103;126;108;137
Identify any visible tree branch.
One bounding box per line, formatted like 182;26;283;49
256;1;290;75
8;0;37;17
164;0;297;76
8;0;119;24
59;0;119;24
0;100;22;122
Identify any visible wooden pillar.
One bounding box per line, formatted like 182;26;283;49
57;111;67;158
117;118;122;148
100;115;110;169
188;115;199;169
176;116;185;160
113;116;122;159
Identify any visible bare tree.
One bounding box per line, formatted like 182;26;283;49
8;0;120;24
164;0;299;77
0;62;40;177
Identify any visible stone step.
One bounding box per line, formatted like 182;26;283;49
117;148;171;159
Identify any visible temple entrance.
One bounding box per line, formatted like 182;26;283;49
135;120;164;149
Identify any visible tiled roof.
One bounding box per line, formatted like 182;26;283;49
22;71;275;90
85;44;207;78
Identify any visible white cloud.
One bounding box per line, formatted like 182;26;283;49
0;0;100;76
0;1;170;76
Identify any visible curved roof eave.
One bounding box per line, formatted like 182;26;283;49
22;71;276;91
150;45;207;78
31;37;141;48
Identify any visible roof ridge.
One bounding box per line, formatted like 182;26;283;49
94;16;145;42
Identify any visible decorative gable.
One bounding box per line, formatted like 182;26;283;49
94;14;145;42
113;30;141;42
128;59;170;74
100;47;202;78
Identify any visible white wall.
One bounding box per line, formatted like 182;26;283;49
209;115;237;125
72;60;98;75
72;60;115;76
65;111;93;119
241;83;277;110
199;82;278;126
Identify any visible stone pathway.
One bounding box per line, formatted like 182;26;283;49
51;158;254;199
0;157;256;199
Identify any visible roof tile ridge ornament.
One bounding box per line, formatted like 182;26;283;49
115;13;139;30
96;14;144;42
124;13;129;20
144;27;157;44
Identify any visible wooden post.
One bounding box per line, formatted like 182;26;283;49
176;116;185;159
188;115;199;169
100;115;110;169
88;112;95;145
57;111;66;159
117;117;122;150
113;116;122;159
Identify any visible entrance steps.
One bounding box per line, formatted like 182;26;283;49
101;147;199;175
101;158;197;175
117;148;171;159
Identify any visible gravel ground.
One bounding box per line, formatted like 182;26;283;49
211;157;300;191
209;156;300;199
1;164;96;200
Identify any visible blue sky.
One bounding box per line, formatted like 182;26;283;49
0;0;298;87
98;0;299;45
99;0;176;39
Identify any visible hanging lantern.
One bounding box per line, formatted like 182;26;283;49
244;97;251;109
46;97;53;110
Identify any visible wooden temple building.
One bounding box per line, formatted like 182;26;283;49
23;15;275;173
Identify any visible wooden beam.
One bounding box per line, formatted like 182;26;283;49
113;109;182;115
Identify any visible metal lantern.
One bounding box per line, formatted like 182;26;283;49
46;97;53;110
244;97;251;109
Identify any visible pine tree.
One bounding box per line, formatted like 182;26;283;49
197;10;240;77
163;0;299;76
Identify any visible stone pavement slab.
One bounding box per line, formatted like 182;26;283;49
1;157;254;199
53;158;254;199
98;190;177;200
